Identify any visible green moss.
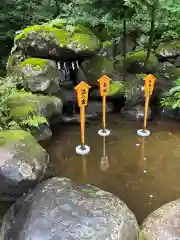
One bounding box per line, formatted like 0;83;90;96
15;25;71;47
88;56;114;74
108;81;124;96
7;91;62;119
15;25;42;41
44;19;95;36
71;33;101;51
7;92;37;118
44;19;66;29
156;40;180;57
125;50;158;66
0;129;32;146
0;130;45;157
136;74;147;79
168;66;180;78
102;40;112;48
20;58;48;70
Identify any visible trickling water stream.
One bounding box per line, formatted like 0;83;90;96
46;114;180;224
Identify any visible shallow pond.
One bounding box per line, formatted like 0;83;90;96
47;113;180;224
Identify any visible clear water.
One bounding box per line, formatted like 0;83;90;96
47;113;180;224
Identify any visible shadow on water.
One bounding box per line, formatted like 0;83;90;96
46;113;180;224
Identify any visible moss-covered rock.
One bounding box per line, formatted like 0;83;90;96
108;81;125;96
124;50;158;74
157;62;180;80
7;91;63;120
6;91;63;140
98;41;114;58
156;40;180;58
78;56;114;86
0;129;49;196
6;50;27;86
20;58;60;94
14;21;101;61
6;50;26;75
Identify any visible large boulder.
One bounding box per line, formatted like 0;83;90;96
156;40;180;59
162;107;180;120
20;58;60;94
98;35;135;59
7;91;63;121
157;62;180;81
7;91;63;140
141;199;180;239
1;177;139;239
14;20;101;61
78;56;114;86
122;50;158;74
0;130;49;196
123;74;145;106
121;105;152;121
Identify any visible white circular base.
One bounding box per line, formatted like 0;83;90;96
98;129;110;137
137;129;150;137
75;145;90;155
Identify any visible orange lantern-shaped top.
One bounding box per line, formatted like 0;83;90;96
74;81;91;108
144;74;156;96
98;75;111;97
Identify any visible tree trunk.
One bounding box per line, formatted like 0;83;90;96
145;3;156;66
123;17;127;81
53;0;60;18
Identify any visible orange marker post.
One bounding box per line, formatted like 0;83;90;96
75;81;91;155
98;75;111;137
137;74;156;137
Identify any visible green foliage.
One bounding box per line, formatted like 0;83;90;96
160;78;180;109
0;77;48;131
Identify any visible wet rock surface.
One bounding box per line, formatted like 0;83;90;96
0;130;49;196
123;50;158;74
1;177;139;239
121;105;152;121
162;107;180;120
156;40;180;59
141;199;180;239
20;58;60;94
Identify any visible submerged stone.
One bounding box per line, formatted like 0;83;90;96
20;58;60;94
141;198;180;239
156;40;180;58
1;177;139;239
14;21;101;61
0;130;49;196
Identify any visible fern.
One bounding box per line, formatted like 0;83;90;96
160;78;180;109
21;116;48;129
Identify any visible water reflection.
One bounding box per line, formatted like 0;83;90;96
139;136;147;174
82;156;87;180
100;136;109;172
